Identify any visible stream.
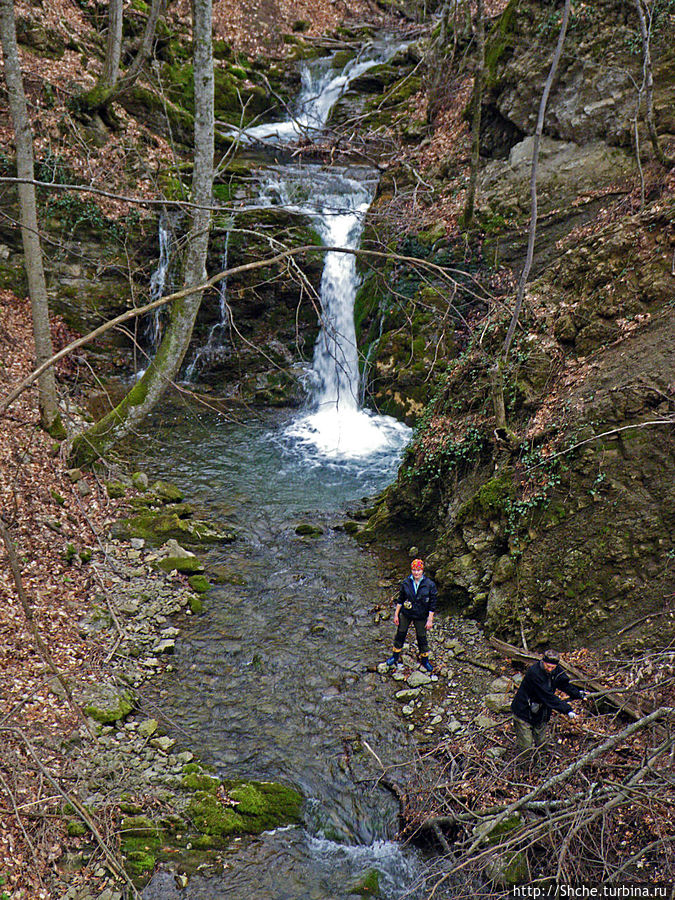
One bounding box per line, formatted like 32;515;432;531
139;36;441;899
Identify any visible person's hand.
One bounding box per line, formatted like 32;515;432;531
394;612;399;626
426;614;434;631
568;711;578;719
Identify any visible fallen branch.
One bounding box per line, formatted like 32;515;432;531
460;705;673;858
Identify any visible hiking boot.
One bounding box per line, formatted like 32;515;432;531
386;652;402;667
420;657;434;673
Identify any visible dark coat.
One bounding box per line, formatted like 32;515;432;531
398;574;438;620
511;660;583;726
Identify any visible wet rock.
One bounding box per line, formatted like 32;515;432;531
150;736;175;753
150;481;184;503
188;575;210;593
401;704;414;716
153;639;176;654
407;671;432;688
295;522;324;536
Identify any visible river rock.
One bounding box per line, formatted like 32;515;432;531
401;704;414;716
474;714;499;731
485;692;512;714
489;676;514;693
153;639;176;654
159;539;194;558
407;671;432;688
395;688;422;702
150;735;175;753
138;719;159;738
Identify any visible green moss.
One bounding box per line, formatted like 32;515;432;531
187;792;246;836
351;868;382;896
156;555;204;574
150;480;184;502
84;690;135;724
457;473;515;522
189;595;204;614
79;548;93;564
182;772;220;793
66;820;88;836
105;480;126;499
222;780;303;831
188;574;210;593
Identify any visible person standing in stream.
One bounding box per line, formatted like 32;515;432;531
386;558;437;673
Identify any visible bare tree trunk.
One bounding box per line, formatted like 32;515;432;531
0;0;60;433
123;0;167;86
502;0;571;359
634;0;673;167
463;0;485;227
69;0;214;466
101;0;124;88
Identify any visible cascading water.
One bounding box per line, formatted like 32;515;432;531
184;231;231;381
145;211;174;351
231;40;406;145
142;39;427;900
257;165;411;459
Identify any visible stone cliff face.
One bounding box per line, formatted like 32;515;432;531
355;0;675;651
363;199;674;652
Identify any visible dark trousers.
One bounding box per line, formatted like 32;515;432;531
394;612;429;656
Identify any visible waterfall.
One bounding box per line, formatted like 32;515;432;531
184;232;231;382
258;165;410;458
145;211;174;350
231;40;406;145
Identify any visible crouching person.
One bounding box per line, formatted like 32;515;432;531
511;649;585;754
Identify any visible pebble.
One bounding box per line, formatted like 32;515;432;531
401;705;414;717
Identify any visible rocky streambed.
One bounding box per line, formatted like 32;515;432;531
50;406;529;900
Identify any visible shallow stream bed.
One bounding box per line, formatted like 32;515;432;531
133;405;435;899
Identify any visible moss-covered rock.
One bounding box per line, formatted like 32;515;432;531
83;689;136;724
188;574;210;593
155;555;205;575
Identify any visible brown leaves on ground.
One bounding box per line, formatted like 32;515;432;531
0;292;129;896
402;648;675;889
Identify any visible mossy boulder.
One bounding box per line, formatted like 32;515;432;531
222;780;303;832
188;574;210;593
117;508;236;546
83;688;136;724
295;522;324;536
155;555;205;575
351;868;382;896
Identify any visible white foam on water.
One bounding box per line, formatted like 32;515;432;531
286;406;410;459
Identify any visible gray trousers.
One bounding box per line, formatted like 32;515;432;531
512;715;548;751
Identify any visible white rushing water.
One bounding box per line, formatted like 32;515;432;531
184;231;231;381
258;165;411;460
230;41;405;145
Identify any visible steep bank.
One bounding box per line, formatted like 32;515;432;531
347;0;675;649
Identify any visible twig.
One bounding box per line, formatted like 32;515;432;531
0;726;140;898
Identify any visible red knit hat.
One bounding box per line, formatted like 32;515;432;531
411;558;424;571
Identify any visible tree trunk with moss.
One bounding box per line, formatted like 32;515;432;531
79;0;167;113
0;0;61;433
69;0;214;466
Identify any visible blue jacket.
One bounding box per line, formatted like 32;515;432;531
398;574;438;620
